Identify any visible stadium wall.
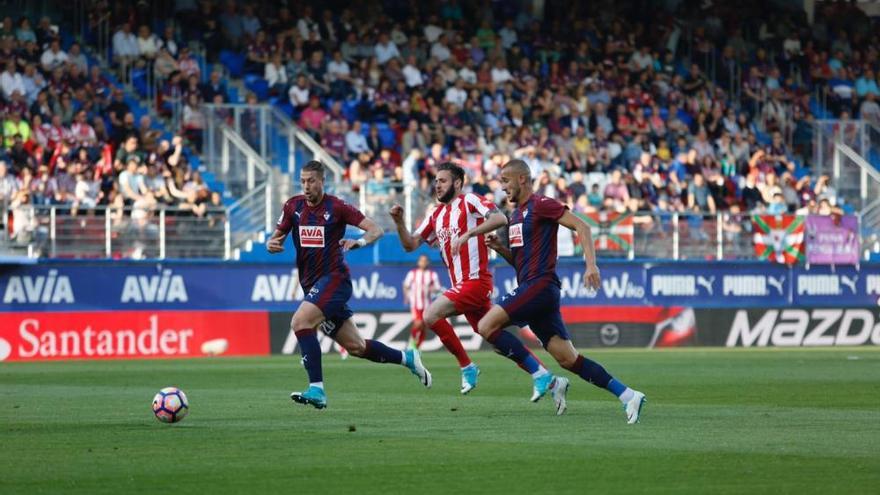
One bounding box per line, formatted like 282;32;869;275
2;261;879;361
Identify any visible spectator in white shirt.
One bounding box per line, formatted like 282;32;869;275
402;55;424;87
499;19;517;49
345;120;371;156
289;75;310;109
265;52;288;92
327;51;351;82
423;15;443;43
40;39;68;72
67;43;88;73
136;25;161;61
430;34;451;62
860;93;880;127
445;79;467;107
374;33;400;65
112;23;139;66
490;59;512;84
0;62;25;100
458;59;477;85
296;6;320;41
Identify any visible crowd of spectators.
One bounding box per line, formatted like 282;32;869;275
168;0;874;220
6;0;874;249
0;13;220;246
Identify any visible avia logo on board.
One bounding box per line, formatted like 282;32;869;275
2;270;75;304
120;270;188;303
725;309;880;347
251;270;305;302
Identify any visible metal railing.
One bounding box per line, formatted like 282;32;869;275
6;205;227;260
0;204;868;262
814;119;880;209
201;117;276;256
204;103;345;185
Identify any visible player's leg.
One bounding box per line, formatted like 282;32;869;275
289;300;329;409
465;310;545;374
409;309;426;350
475;304;556;400
422;294;473;368
543;330;646;424
334;319;432;388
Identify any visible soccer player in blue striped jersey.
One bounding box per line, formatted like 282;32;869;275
267;161;431;409
479;160;646;422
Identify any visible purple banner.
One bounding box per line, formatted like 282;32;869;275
805;215;860;265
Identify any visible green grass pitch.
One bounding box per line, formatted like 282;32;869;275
2;348;879;494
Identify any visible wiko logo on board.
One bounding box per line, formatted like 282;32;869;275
120;270;188;303
2;270;75;304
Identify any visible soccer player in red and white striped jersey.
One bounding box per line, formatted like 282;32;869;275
403;254;442;349
390;162;550;395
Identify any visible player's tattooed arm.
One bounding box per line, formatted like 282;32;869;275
266;229;288;253
558;210;600;290
451;209;507;252
341;216;384;251
389;204;424;252
485;232;515;266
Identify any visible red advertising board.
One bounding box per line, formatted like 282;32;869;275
0;311;269;362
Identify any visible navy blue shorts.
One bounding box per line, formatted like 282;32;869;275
499;277;570;348
304;275;353;338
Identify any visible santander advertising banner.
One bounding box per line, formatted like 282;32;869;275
0;311;269;362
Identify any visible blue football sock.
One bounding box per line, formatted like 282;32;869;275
568;355;633;401
363;340;404;364
295;329;323;384
488;330;542;374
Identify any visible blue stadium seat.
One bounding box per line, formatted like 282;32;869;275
219;50;245;78
244;75;269;101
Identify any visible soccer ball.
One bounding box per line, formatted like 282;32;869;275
152;387;189;423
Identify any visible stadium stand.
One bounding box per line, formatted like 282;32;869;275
2;0;879;260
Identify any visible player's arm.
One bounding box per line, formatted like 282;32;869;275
340;216;384;251
267;204;293;253
485;232;515;266
267;228;288;253
451;209;507;252
402;272;412;306
389;204;424;252
558;210;600;290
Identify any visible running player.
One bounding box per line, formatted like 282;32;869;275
268;160;431;409
390;162;553;396
403;254;442;349
479;159;646;421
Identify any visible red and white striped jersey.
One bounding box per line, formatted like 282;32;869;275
403;268;441;311
414;193;496;286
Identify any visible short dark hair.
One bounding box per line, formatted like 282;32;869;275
436;162;464;185
302;160;325;178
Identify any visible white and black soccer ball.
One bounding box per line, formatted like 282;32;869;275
152;387;189;424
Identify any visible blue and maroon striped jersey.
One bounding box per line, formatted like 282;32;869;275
276;194;365;290
507;194;567;284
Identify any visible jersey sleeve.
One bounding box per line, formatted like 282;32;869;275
463;193;497;219
276;200;295;234
534;195;568;221
414;208;437;243
337;199;366;227
403;270;413;289
430;271;441;290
